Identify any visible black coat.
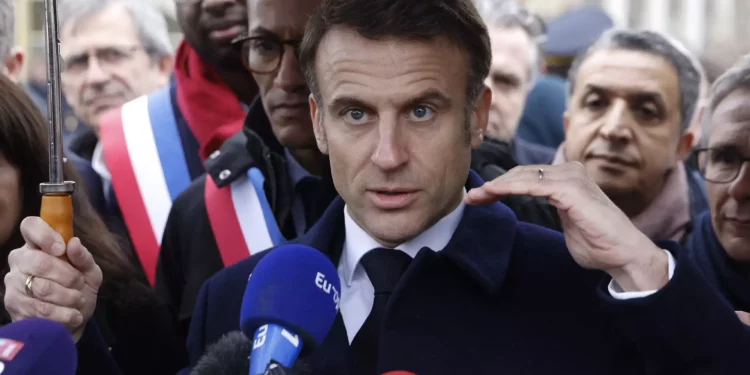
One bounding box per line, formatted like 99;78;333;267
155;100;338;342
185;172;750;374
1;279;188;375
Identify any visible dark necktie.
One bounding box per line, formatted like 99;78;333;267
350;248;413;374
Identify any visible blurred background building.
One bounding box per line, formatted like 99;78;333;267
13;0;749;82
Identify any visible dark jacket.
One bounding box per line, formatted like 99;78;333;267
471;138;561;231
186;172;750;374
512;136;556;166
156;100;337;341
685;211;750;312
1;280;188;375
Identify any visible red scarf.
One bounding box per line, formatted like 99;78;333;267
174;41;246;159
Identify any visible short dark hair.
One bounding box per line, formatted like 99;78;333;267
567;29;701;135
299;0;491;107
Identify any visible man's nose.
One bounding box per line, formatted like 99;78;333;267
275;46;306;93
371;117;409;171
598;100;633;143
728;162;750;202
83;58;110;86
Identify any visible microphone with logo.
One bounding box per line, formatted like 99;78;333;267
0;318;77;375
241;244;341;375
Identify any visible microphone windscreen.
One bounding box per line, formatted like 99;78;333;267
240;244;341;352
191;331;251;375
0;318;76;375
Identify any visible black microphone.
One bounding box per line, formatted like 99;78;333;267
191;332;309;375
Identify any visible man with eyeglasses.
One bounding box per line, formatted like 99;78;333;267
155;0;334;344
59;0;174;277
686;55;750;320
60;0;258;285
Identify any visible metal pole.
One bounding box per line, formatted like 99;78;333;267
43;0;64;186
39;0;75;256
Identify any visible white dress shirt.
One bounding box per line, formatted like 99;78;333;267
91;141;113;196
336;194;676;343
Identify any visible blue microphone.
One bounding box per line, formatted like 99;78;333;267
0;318;77;374
240;244;341;375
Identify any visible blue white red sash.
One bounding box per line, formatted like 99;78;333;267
205;168;285;267
99;86;191;285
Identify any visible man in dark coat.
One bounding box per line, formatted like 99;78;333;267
185;1;750;374
686;55;750;317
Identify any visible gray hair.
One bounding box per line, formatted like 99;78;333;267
475;0;541;84
701;55;750;146
0;0;14;61
567;29;701;134
59;0;173;61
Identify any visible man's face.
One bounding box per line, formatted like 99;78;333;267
705;88;750;261
60;4;171;131
310;29;489;247
176;0;247;69
484;26;534;140
246;0;320;149
564;49;691;208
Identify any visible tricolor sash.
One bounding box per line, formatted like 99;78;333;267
100;86;191;285
205;168;285;267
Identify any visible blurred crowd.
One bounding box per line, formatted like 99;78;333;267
0;0;748;374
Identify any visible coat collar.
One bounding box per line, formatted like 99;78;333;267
297;171;516;294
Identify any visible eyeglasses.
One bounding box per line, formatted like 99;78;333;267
62;45;142;75
231;35;300;74
694;147;750;184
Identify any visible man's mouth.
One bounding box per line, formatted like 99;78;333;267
587;154;639;167
367;189;420;210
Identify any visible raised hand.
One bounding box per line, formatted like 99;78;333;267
4;217;103;342
466;162;669;292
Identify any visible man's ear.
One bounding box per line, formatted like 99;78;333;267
688;104;706;146
470;86;491;148
2;47;24;83
310;94;328;154
156;55;174;84
676;131;695;161
563;111;570;135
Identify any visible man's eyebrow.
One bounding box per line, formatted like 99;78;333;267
402;89;452;110
584;84;663;101
250;27;279;38
328;96;372;113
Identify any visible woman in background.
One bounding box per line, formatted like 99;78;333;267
0;74;186;374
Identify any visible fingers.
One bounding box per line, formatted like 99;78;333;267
736;311;750;326
4;271;85;310
7;247;84;290
66;238;103;291
19;217;65;256
4;290;84;331
466;163;582;205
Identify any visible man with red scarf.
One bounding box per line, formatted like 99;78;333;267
87;0;258;285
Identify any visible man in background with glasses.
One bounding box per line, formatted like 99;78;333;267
687;55;750;318
57;0;259;286
155;0;334;345
59;0;175;277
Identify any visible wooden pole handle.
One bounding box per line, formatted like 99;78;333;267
40;194;73;262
